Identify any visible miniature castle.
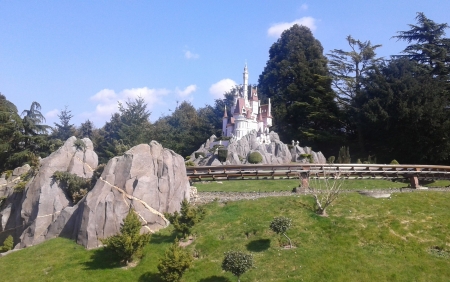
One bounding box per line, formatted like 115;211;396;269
222;64;273;143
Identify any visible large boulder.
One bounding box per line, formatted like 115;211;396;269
74;141;190;249
0;138;189;250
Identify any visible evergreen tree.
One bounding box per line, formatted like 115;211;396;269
157;238;193;282
52;106;75;141
358;58;450;164
393;12;450;76
0;94;22;171
101;209;151;264
258;24;342;154
78;119;94;139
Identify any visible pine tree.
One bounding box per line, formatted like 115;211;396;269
101;209;151;264
52;106;75;141
157;238;193;282
165;199;205;239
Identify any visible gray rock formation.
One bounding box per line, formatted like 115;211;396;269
0;137;98;249
0;138;189;250
189;131;326;165
73;141;190;249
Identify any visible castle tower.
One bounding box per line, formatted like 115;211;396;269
243;63;248;105
222;105;228;136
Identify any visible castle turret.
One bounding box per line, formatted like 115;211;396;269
243;63;248;105
222;106;228;136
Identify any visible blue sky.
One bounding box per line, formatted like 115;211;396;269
1;1;449;127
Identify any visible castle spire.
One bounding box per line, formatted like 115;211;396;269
223;105;228;118
243;63;248;102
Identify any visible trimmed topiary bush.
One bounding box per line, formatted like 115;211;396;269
222;251;253;282
248;152;263;164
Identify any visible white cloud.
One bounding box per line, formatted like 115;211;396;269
45;109;59;119
300;4;308;11
267;17;317;37
176;84;197;98
184;50;199;60
83;87;170;124
209;79;237;99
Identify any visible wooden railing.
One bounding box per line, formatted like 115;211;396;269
186;164;450;188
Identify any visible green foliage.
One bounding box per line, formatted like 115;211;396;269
101;209;151;264
165;199;205;239
3;170;13;179
78;119;94;138
209;144;224;153
157;238;193;282
13;168;36;192
52;106;75;141
185;161;195;167
270;216;293;248
194;152;205;159
300;153;313;163
221;251;253;281
269;216;292;234
247;151;262;164
390;159;399;165
14;181;27;192
73;139;86;151
217;149;228;163
258;24;342;156
90;164;105;189
327;156;335;164
185;156;191;160
1;235;13;253
52;171;91;203
337;146;351;163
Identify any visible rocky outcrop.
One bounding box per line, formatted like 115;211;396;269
0;137;98;249
189;131;326;165
0;138;189;250
73;141;190;249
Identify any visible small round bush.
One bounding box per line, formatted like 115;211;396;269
194;152;205;159
390;159;399;165
222;251;253;281
248;152;263;164
218;149;228;163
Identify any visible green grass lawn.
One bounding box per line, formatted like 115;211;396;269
2;191;450;281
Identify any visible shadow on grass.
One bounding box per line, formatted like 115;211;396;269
150;232;177;244
83;247;121;270
198;276;231;282
246;238;271;252
139;272;163;282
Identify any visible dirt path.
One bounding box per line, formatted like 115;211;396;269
195;187;450;204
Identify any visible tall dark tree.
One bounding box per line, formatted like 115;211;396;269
21;101;50;136
327;36;383;156
393;12;450;76
52;106;75;141
0;94;22;171
358;58;450;164
258;24;342;153
97;97;152;163
78;119;94;139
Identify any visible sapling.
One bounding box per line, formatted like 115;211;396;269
269;216;292;248
222;251;253;282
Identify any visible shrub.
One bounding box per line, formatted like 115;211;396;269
222;251;253;281
165;199;205;239
14;181;27;192
300;153;313;163
248;152;263;164
13;168;36;192
185;156;191;160
390;159;399;165
1;235;14;253
90;164;105;189
101;209;151;264
157;238;193;282
194;152;205;159
218;149;228;163
209;144;224;153
53;171;91;203
73;138;86;151
185;161;195;167
327;156;335;164
270;216;293;248
337;146;351;163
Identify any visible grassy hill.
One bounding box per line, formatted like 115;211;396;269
1;182;450;281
